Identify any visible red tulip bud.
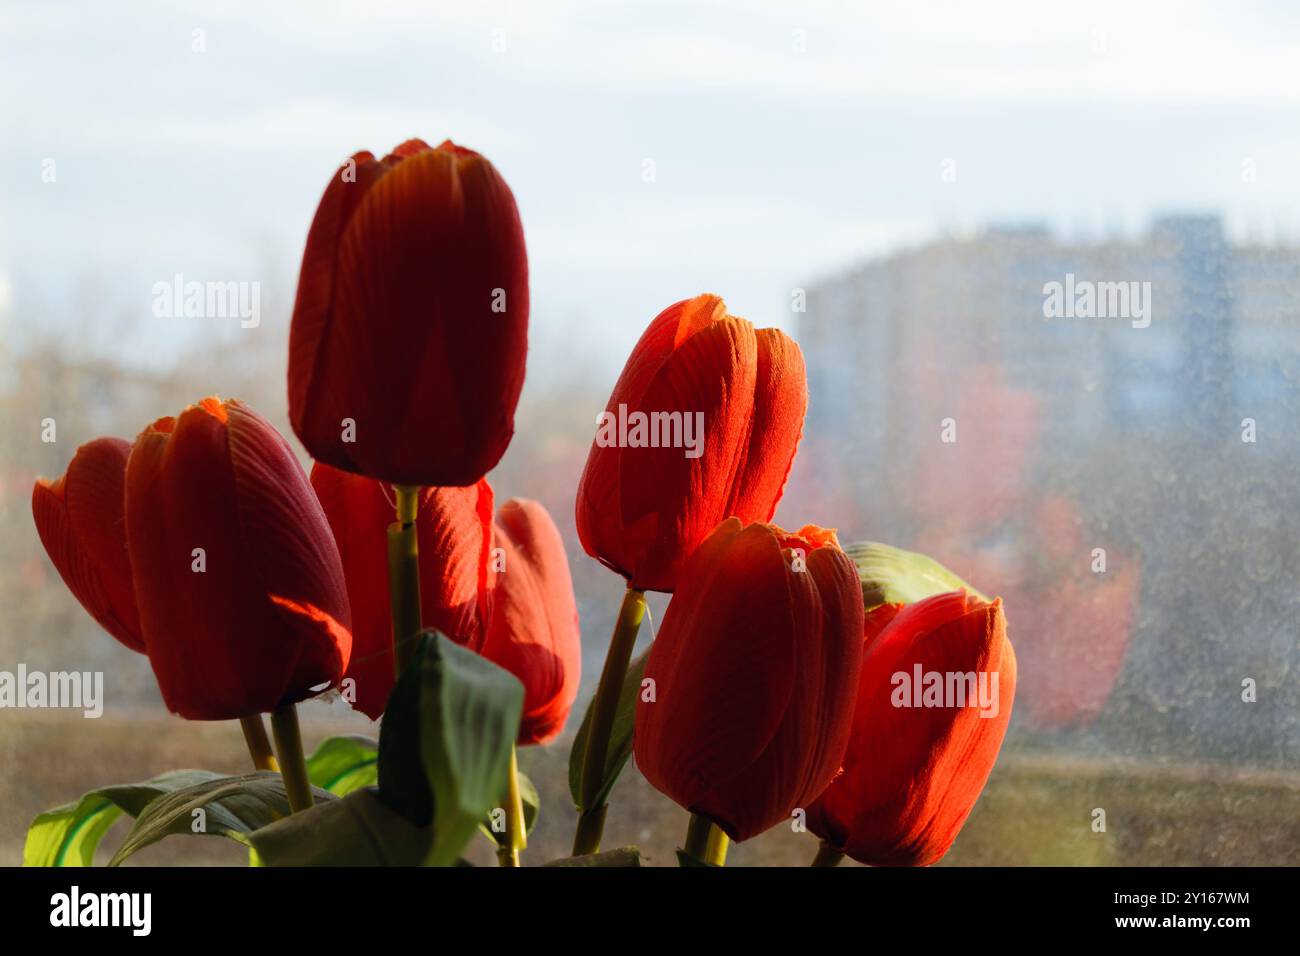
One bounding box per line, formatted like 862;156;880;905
289;138;528;487
576;294;807;593
125;398;352;720
807;591;1017;865
633;518;863;842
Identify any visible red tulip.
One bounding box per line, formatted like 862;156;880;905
311;462;495;719
32;437;143;652
633;518;863;841
481;498;582;745
125;398;352;720
289;138;528;487
807;591;1016;866
576;294;807;593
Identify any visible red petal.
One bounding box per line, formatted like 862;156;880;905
479;499;581;745
387;138;434;160
226;401;351;697
810;591;1017;865
417;480;496;650
728;328;806;523
32;437;143;652
288;150;388;443
313;465;495;719
311;463;394;720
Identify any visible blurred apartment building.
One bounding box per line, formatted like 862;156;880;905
797;216;1300;761
801;215;1300;524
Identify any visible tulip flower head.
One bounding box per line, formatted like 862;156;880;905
807;591;1017;866
633;517;863;842
32;437;143;653
576;294;807;593
125;398;352;720
289;138;529;487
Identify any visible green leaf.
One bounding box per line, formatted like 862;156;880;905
377;634;437;826
247;787;432;866
416;632;525;866
23;770;227;867
107;771;336;866
479;770;540;847
568;646;649;813
306;735;379;796
544;846;642;867
846;541;990;609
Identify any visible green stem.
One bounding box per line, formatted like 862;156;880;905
388;485;423;679
682;813;729;866
498;744;525;867
238;714;279;772
705;821;731;866
811;843;845;867
570;805;607;858
572;585;646;856
270;704;313;813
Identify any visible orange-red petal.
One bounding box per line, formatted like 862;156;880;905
479;499;581;745
31;437;143;652
312;463;495;719
808;591;1017;865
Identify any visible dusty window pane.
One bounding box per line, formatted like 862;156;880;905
2;5;1296;868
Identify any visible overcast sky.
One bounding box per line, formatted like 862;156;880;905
4;0;1300;380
